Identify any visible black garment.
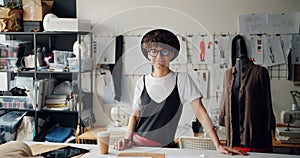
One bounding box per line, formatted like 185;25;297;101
232;59;251;147
109;35;123;101
135;75;183;146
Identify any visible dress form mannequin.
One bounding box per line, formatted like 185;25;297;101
231;36;250;146
220;34;276;151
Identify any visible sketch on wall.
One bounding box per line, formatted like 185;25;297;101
239;13;268;35
263;35;286;67
279;35;293;62
191;35;214;64
268;12;299;34
214;34;233;68
244;35;264;65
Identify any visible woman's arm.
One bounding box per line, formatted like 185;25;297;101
191;98;247;156
113;109;140;150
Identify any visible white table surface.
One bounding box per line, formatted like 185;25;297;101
25;141;299;158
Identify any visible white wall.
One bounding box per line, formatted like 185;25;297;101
77;0;300;127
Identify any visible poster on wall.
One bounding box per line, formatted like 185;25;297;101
191;35;214;64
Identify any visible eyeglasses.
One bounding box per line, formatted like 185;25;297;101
148;49;170;57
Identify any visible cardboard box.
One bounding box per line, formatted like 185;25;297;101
45;18;91;32
22;0;53;21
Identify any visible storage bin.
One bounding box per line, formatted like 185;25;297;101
0;58;18;71
53;50;74;65
0;111;27;144
0;40;32;58
67;57;92;72
0;96;33;109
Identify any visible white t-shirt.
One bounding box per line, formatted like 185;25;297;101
132;71;203;110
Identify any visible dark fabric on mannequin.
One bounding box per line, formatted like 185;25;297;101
109;35;123;101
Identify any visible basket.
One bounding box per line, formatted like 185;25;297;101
179;136;216;150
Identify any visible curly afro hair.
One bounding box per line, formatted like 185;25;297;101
141;29;180;61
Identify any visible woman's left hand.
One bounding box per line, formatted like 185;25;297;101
216;144;248;156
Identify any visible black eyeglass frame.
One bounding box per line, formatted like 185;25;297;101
148;49;170;57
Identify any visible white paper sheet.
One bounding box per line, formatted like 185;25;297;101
268;12;299;34
123;36;152;75
244;35;264;65
214;34;233;66
172;35;188;64
263;35;286;67
209;64;227;93
279;35;293;62
169;64;187;72
239;13;268;35
191;35;214;64
95;36;116;64
191;70;209;99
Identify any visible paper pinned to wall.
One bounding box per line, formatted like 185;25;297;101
123;36;151;75
172;35;188;64
268;12;299;34
244;35;264;65
239;13;268;35
191;35;214;64
194;70;209;98
279;35;293;62
95;36;116;64
263;35;286;67
214;35;233;67
209;64;227;94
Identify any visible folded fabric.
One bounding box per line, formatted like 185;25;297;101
45;126;73;143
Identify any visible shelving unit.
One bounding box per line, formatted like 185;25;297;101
0;31;94;142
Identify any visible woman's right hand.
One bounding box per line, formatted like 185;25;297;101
113;138;134;150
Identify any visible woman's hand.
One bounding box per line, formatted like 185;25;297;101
216;144;248;156
113;138;134;151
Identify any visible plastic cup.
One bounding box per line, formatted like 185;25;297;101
97;131;110;154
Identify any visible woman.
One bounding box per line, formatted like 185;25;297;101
113;29;246;156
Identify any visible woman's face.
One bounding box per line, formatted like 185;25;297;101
147;45;174;68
